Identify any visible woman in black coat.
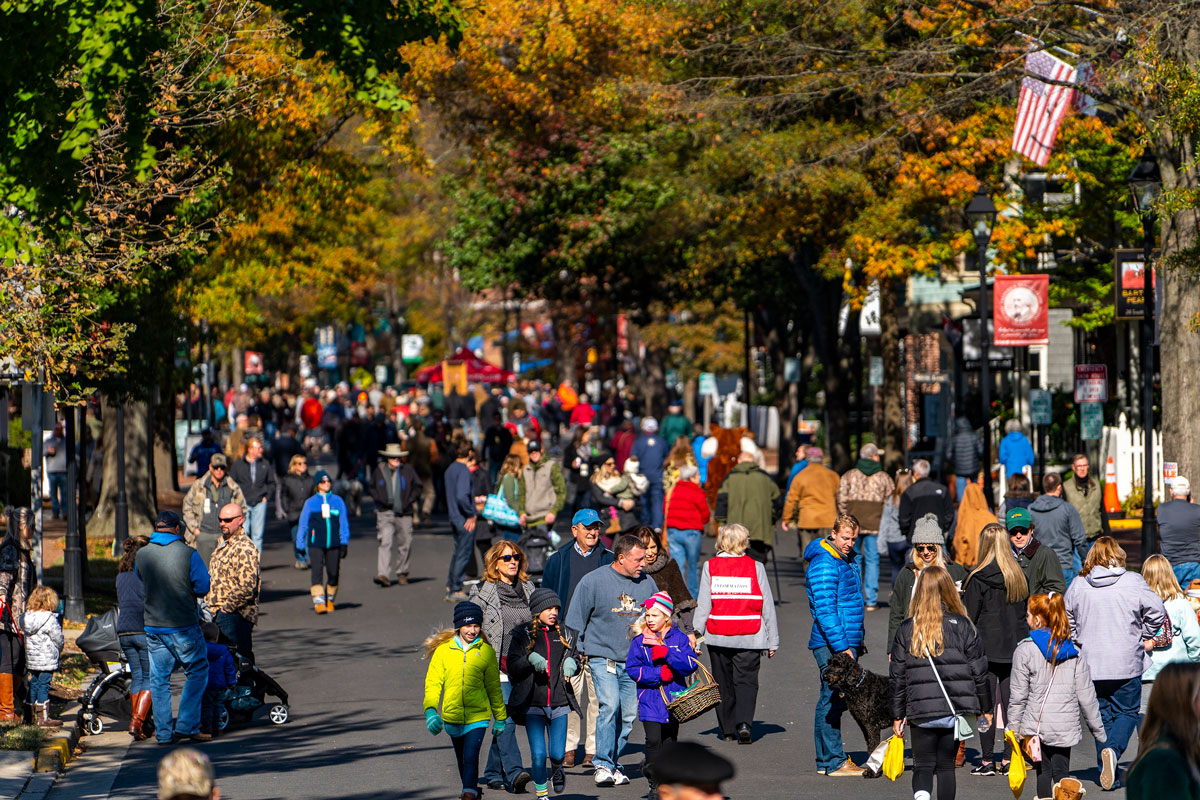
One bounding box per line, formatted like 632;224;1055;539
890;565;991;800
963;523;1030;776
280;453;312;569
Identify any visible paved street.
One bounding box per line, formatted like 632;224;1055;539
45;513;1128;799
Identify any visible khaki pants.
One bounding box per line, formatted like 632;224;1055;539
797;527;829;554
419;483;436;520
565;665;598;756
376;510;413;580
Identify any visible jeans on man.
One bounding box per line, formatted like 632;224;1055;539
667;527;702;596
216;610;254;665
853;533;879;606
812;645;849;773
447;522;474;593
147;625;209;742
48;472;66;517
1094;676;1142;763
484;681;526;785
955;476;969;505
1173;561;1200;587
588;656;638;774
246;500;267;552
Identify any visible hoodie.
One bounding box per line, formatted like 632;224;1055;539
945;418;982;476
1029;494;1087;574
1064;565;1167;680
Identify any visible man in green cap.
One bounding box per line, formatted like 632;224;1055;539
1007;507;1066;594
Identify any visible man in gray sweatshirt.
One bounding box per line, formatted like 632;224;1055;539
564;534;655;787
1029;473;1088;584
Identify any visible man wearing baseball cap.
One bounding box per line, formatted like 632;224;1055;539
541;508;613;767
181;452;249;564
1007;507;1066;594
1157;476;1200;585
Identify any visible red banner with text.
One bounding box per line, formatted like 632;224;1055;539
993;274;1049;346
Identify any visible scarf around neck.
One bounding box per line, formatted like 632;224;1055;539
857;458;882;476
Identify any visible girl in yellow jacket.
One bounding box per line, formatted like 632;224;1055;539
424;601;508;800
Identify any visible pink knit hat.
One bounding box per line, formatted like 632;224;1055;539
643;591;674;617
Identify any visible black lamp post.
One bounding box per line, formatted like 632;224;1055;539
966;188;998;508
1128;151;1162;558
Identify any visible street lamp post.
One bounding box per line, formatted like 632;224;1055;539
1129;151;1162;558
966;189;998;508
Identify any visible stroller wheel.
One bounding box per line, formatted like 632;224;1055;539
268;704;289;725
86;717;105;735
219;705;230;731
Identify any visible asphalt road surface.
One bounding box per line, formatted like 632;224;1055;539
48;511;1129;799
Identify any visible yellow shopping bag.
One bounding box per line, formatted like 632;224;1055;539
1005;729;1026;798
882;734;905;781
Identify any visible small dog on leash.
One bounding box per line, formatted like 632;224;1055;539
821;651;893;778
333;477;364;516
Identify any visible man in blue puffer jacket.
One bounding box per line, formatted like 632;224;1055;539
804;513;865;777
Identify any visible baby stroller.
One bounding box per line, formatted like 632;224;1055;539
76;609;133;736
219;643;290;729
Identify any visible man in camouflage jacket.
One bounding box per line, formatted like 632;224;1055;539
182;453;249;564
207;503;261;663
835;443;894;609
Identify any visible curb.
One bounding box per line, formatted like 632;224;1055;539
34;701;82;773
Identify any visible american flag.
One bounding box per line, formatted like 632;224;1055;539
1012;51;1077;166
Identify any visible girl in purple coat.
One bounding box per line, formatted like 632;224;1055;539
626;591;698;796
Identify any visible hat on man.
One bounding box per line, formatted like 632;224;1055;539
652;740;735;787
453;601;484;628
208;453;228;469
1173;476;1191;495
157;747;215;800
1006;507;1032;530
154;511;183;532
641;417;659;433
860;442;879;459
527;439;542;453
806;447;824;461
911;513;944;546
668;399;683;410
379;442;409;458
572;508;601;527
528;588;562;618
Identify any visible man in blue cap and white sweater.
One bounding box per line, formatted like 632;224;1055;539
542;509;614;767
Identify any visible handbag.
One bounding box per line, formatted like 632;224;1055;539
926;652;977;742
1021;663;1057;763
481;490;520;527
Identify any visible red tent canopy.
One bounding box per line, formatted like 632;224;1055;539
413;347;514;384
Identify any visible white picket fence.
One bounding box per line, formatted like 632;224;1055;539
1101;412;1164;504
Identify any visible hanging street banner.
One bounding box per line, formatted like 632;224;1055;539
1114;248;1160;320
993;274;1049;346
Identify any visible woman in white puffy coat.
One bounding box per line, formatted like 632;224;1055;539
1008;592;1105;800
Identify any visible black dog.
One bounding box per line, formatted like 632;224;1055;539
821;651;892;778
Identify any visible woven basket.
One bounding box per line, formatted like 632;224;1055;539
660;660;721;723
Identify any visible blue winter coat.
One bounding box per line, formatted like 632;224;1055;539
999;432;1036;479
295;492;351;550
804;537;865;652
626;625;698;723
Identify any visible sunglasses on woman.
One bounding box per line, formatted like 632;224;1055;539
914;545;938;553
498;553;520;562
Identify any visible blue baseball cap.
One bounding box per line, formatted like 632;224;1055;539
572;508;602;527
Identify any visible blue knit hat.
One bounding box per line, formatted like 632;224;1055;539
453;601;483;628
313;469;332;487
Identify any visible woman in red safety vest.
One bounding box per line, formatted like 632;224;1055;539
693;523;780;745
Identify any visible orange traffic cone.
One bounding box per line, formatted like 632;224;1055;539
1104;456;1122;514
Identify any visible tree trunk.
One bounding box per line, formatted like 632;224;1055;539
1159;145;1200;482
880;279;906;472
152;392;181;498
231;346;244;387
91;398;157;539
551;305;577;386
826;309;855;472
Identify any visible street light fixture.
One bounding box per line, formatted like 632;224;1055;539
1128;150;1161;559
966;188;998;508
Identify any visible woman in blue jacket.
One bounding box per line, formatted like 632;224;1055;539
296;470;350;614
626;591;697;797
